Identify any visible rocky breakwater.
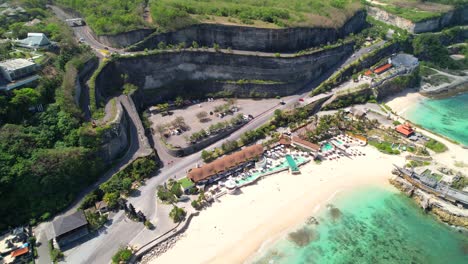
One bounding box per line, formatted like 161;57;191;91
367;5;468;34
390;177;468;229
94;43;354;106
129;11;366;52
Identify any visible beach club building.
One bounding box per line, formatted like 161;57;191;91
188;144;264;185
291;136;320;156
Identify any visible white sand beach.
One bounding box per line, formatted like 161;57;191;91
386;92;468;167
149;147;405;264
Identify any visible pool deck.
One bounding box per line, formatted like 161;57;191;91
235;155;310;187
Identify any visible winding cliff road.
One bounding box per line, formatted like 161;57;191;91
34;6;389;264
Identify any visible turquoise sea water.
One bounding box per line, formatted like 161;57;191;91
405;92;468;146
249;187;468;264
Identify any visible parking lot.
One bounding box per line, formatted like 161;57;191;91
148;98;280;148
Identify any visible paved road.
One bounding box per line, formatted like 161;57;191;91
38;6;389;263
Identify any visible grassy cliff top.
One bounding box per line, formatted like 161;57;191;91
55;0;364;35
365;0;459;22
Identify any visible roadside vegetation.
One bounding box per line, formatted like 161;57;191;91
54;0;148;35
112;248;133;264
0;1;110;231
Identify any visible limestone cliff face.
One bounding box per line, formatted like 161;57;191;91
128;11;366;52
92;29;155;48
94;44;354;105
98;102;129;163
368;6;468;34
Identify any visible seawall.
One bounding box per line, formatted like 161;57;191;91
94;43;355;107
128;11;366;52
367;5;468;34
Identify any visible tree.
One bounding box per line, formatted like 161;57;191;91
191;41;199;49
169;206;186;223
170;182;183;198
157;103;169;114
196;111;208;122
175;96;184;107
112;248;132;264
103;192;120;209
10;88;40;118
122;178;133;194
171;116;186;129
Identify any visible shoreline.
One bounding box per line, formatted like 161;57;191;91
147;147;404;264
385;90;468;151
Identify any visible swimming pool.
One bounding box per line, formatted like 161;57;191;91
236;156;308;185
285;154;299;172
322;142;334;152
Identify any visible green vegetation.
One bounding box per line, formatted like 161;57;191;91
84;210;108;231
420;66;437;77
406;160;431;168
191;191;206;210
49;240;64;263
424;139;447;153
156;178;184;203
55;0;147;35
112;248;133;264
413;32;468;70
368;0;450;22
169;205;186;223
178;177;194;189
151;0;362;30
99;155;158;198
324;85;373;110
425;74;452;86
369;140;401;155
451;176;468;191
55;0;363;34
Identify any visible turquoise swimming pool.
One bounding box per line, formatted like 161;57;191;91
236;156;308;185
286;154;299;172
322;142;334;152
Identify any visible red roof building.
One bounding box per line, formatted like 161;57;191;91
11;247;28;258
396;123;415;137
188;144;264;183
364;70;373;76
374;63;392;74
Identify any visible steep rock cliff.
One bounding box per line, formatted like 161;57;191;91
94;44;354;106
128;11;367;52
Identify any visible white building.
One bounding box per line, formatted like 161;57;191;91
0;59;38;82
16;33;51;49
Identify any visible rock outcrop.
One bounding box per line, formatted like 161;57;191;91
390;178;468;229
367;5;468;34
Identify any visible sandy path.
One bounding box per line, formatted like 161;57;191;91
148;147;404;264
